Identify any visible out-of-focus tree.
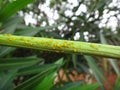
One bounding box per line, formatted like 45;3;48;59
21;0;120;44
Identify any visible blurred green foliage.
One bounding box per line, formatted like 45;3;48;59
0;0;120;90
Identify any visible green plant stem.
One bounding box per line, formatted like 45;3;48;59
0;34;120;59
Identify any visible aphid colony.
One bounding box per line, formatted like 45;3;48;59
3;34;80;53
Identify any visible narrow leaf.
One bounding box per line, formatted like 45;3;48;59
0;46;15;57
52;81;83;90
0;56;43;70
15;25;58;36
0;34;120;59
13;65;58;90
34;69;57;90
17;64;58;76
100;32;120;75
84;55;107;84
114;76;120;90
0;0;35;22
0;69;17;90
71;83;101;90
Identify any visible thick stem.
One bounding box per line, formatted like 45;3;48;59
0;34;120;59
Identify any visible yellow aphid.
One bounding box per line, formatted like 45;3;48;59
90;44;98;50
24;40;29;44
55;44;60;47
8;37;16;41
13;37;16;40
62;43;67;47
8;38;13;41
73;49;77;52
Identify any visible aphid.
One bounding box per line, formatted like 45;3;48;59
9;38;12;40
73;49;77;52
90;44;98;50
8;37;16;41
62;42;67;47
24;40;29;44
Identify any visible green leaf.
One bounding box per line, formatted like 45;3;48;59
13;64;58;90
77;63;90;74
17;57;63;75
1;16;23;34
0;0;35;22
114;76;120;90
0;56;43;70
100;32;120;75
0;69;17;90
72;54;77;69
0;0;3;10
50;0;56;8
54;58;64;65
17;64;58;76
15;25;58;36
52;81;83;90
33;58;63;90
34;69;57;90
84;55;106;86
70;83;101;90
100;32;108;44
33;58;64;90
109;58;120;75
0;46;16;57
0;16;23;57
